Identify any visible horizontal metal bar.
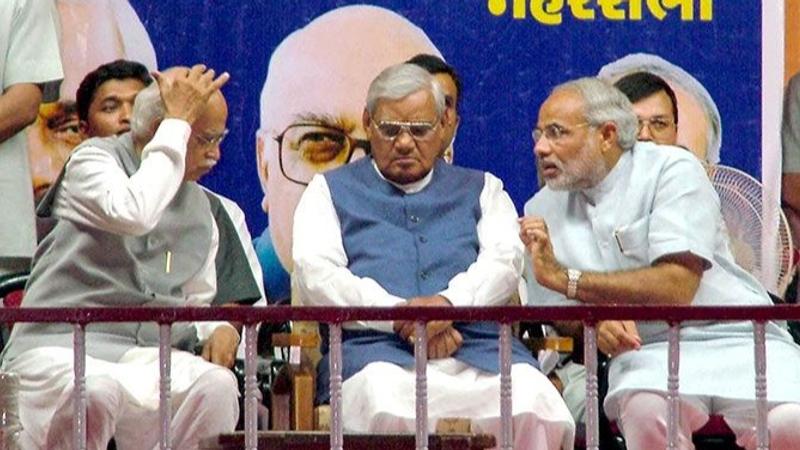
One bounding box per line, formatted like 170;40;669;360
1;305;799;324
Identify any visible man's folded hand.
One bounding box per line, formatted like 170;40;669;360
201;324;240;368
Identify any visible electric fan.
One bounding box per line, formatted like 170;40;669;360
704;164;795;297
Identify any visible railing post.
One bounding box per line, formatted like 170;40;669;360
243;323;258;450
583;321;599;450
329;323;343;450
159;323;172;450
73;323;87;450
666;322;681;450
499;322;513;450
414;321;429;450
753;320;769;450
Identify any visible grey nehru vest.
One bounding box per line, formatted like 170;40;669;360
3;133;213;362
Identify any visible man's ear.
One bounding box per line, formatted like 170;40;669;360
362;108;372;139
256;131;269;213
599;122;618;152
78;120;91;140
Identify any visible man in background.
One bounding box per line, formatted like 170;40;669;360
76;59;153;140
598;53;721;163
615;71;679;146
0;0;63;276
406;53;461;163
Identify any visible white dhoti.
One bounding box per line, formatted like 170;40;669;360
342;360;575;450
4;346;239;450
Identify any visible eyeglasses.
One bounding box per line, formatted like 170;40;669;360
638;116;675;135
273;123;370;186
532;122;591;144
192;128;229;147
371;120;439;142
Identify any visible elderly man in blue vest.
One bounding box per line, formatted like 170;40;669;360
522;77;800;450
293;63;574;449
2;66;260;450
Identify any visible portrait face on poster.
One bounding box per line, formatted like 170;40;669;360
255;4;444;273
27;0;157;201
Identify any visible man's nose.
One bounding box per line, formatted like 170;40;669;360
637;124;653;141
206;143;221;160
534;137;551;158
393;130;416;152
120;102;133;124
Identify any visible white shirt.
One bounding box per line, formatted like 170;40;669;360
0;0;63;259
293;162;524;333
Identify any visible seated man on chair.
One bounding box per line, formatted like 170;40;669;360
293;63;575;450
2;65;261;450
521;76;800;450
534;70;687;426
75;60;266;313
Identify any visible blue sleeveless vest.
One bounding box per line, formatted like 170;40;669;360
315;158;536;403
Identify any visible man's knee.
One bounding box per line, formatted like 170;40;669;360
768;403;800;449
83;375;126;420
191;368;239;407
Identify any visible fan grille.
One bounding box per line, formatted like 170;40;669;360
705;164;794;296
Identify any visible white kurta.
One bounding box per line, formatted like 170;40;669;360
294;161;575;450
524;142;800;420
0;0;62;264
4;121;258;450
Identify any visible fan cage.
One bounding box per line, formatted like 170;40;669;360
705;164;795;297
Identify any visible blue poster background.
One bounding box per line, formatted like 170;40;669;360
128;1;761;235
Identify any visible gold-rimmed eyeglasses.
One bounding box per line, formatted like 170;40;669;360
371;120;439;142
192;128;229;147
532;122;591;144
638;116;675;135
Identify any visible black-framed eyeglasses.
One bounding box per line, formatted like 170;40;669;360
274;123;371;186
532;122;591;144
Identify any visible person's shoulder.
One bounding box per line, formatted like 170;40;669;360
444;162;495;187
631;142;710;191
202;189;242;213
523;186;565;216
632;141;704;171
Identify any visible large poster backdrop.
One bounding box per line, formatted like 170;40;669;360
34;1;777;299
124;1;761;231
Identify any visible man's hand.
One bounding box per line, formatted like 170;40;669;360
519;216;566;293
393;295;453;342
427;327;463;359
597;320;641;357
201;324;240;368
152;64;230;125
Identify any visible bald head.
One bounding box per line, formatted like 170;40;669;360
129;66;229;180
260;5;440;133
256;4;441;272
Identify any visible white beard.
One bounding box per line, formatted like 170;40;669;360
542;141;608;191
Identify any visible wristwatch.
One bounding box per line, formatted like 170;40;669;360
566;268;582;299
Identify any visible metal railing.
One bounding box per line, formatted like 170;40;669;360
2;304;800;450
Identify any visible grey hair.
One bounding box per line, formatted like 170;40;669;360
598;53;722;163
365;63;445;118
130;82;165;142
552;77;639;151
